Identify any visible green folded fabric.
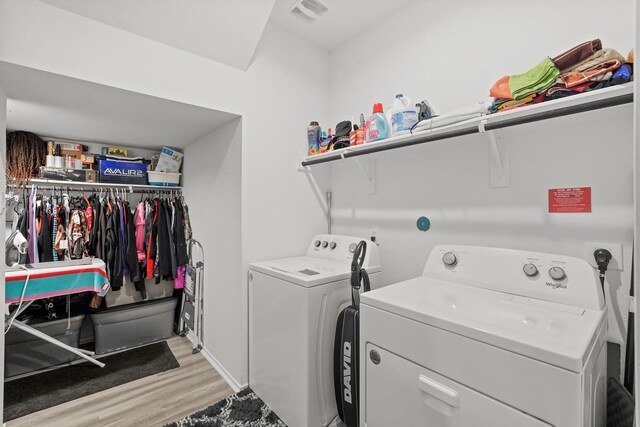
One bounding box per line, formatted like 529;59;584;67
509;57;560;101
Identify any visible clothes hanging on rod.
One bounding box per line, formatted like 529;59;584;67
7;184;193;307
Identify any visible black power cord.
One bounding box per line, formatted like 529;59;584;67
594;248;612;302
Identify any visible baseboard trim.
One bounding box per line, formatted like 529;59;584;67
200;346;245;393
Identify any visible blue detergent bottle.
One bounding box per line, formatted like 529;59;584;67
365;103;390;143
307;121;321;155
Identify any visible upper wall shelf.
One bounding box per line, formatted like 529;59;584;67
301;83;634;167
11;179;181;192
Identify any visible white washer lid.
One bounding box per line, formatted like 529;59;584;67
250;256;380;288
361;276;606;372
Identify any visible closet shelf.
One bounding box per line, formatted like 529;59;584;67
12;179;182;192
302;83;634;167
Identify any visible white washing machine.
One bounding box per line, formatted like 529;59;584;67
360;245;607;427
249;234;381;427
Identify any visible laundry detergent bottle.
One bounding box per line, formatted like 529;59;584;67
365;103;389;143
307;121;321;155
390;94;418;135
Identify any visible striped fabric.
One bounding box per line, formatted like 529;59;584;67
6;259;110;303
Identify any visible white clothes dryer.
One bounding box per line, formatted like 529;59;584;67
360;245;606;427
249;234;381;427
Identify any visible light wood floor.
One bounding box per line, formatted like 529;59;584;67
6;336;235;427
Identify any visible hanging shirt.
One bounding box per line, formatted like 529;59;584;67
27;193;39;264
38;200;53;262
174;200;188;266
52;200;58;262
134;202;146;263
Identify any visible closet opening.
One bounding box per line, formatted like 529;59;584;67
0;61;241;425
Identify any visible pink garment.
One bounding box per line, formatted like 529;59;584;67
174;265;185;289
134;202;146;262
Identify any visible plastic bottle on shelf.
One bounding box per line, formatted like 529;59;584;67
390;94;418;135
319;130;332;153
307;121;321;155
365;103;390;143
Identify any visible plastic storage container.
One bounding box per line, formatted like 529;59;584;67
90;297;177;354
5;314;85;377
390;94;418;135
148;171;181;187
98;158;148;185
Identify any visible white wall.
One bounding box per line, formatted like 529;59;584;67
330;0;634;123
183;118;243;387
0;0;331;387
327;0;635;360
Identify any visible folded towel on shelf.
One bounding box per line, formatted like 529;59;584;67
490;58;560;101
490;76;512;99
496;92;545;113
509;57;560;100
544;81;592;101
490;93;536;113
412;99;493;132
552;39;602;72
560;48;625;88
587;63;633;90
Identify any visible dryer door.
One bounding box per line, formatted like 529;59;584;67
364;344;553;427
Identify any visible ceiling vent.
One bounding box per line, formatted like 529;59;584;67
290;0;329;23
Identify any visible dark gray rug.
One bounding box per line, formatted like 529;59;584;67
166;387;287;427
4;340;180;422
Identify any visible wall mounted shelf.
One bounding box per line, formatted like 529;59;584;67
301;83;634;167
10;179;182;192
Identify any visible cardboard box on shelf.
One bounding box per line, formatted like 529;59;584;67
101;147;129;157
58;142;83;160
156;147;183;173
39;167;98;182
81;154;95;163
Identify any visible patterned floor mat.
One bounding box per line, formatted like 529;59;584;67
166;387;287;427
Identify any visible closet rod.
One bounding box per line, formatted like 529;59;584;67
301;91;633;167
7;178;181;193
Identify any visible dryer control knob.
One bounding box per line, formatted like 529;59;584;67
322;241;329;248
314;240;321;247
330;242;337;250
523;263;539;277
442;252;457;267
549;266;566;281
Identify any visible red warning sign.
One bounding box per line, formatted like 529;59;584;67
548;187;591;213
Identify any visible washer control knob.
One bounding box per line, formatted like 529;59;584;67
314;240;321;248
349;243;357;253
549;266;566;281
523;263;539;277
322;241;329;248
442;252;458;267
330;242;337;250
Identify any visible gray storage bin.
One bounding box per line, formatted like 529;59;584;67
90;297;177;355
5;314;86;378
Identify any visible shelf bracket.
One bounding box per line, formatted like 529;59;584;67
479;120;510;188
353;157;375;194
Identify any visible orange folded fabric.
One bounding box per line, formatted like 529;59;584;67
489;75;512;99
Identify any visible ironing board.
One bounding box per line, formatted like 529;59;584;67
5;259;111;368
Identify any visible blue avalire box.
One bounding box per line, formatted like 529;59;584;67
99;159;148;184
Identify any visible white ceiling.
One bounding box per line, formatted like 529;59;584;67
268;0;414;50
37;0;276;70
0;62;238;149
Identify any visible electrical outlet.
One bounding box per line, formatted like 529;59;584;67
584;242;623;271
